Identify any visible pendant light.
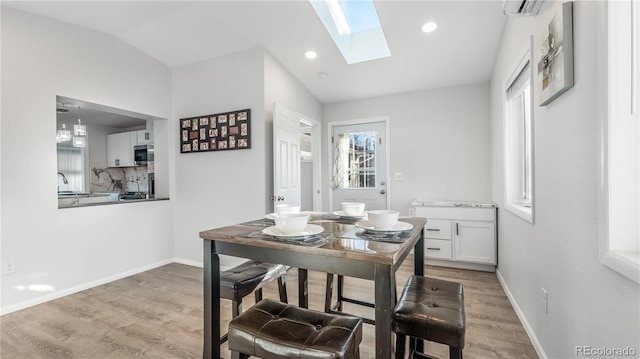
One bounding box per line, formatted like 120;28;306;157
72;107;87;147
56;124;71;143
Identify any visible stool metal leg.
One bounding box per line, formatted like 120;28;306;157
254;288;263;303
449;347;463;359
325;273;334;312
278;276;288;303
395;333;406;359
337;275;344;311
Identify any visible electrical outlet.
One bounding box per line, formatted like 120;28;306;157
394;172;404;181
2;259;16;275
541;288;548;314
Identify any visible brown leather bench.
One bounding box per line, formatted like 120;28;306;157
229;298;363;359
219;261;289;344
394;275;466;359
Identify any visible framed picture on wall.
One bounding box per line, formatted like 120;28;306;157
537;2;574;106
179;109;251;153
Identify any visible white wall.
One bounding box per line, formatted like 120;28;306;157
263;52;323;212
323;83;492;214
0;7;174;313
171;48;266;269
490;2;640;358
171;49;321;268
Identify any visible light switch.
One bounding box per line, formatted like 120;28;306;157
394;173;404;181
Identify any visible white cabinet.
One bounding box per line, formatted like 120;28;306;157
414;201;497;271
107;131;138;167
137;129;153;145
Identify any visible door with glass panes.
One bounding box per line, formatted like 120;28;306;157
331;121;387;212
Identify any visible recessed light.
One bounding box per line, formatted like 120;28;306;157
317;72;329;79
304;50;318;59
422;22;437;33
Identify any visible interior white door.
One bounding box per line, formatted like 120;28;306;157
273;103;301;210
331;121;387;212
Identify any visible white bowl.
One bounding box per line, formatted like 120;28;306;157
341;202;365;216
274;213;309;234
275;203;301;215
367;210;399;229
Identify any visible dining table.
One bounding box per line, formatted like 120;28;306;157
199;213;426;359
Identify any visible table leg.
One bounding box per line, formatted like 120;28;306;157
414;230;425;354
374;263;394;359
298;268;308;308
415;231;424;276
203;240;220;359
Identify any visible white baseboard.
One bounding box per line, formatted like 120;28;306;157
496;268;547;359
172;257;233;271
172;258;203;268
1;259;173;316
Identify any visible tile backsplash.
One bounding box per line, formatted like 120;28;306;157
90;167;149;193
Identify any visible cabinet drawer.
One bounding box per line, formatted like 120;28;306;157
425;239;452;259
424;219;452;239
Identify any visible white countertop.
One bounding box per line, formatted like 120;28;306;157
411;199;496;208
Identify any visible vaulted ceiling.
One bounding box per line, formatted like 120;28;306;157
4;1;507;104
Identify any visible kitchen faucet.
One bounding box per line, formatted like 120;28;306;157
58;172;68;184
57;172;68;193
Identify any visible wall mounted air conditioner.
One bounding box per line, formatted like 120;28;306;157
503;0;544;16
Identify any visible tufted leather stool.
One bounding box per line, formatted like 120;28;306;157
394;275;465;359
228;298;363;359
219;261;289;344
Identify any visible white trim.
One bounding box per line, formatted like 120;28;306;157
503;37;535;224
496;269;548;359
601;251;640;284
632;0;639;115
172;257;203;268
0;259;173;316
298;113;323;212
599;0;640;285
327;116;391;211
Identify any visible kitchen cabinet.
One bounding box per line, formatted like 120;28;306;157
413;200;497;272
137;129;153;145
107;131;137;167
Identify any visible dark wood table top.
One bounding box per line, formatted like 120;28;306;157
199;215;426;266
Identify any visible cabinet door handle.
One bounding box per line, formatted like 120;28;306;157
456;223;459;236
426;228;440;231
427;247;441;251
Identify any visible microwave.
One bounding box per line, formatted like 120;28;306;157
134;145;153;165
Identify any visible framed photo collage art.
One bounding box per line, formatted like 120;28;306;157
180;109;250;153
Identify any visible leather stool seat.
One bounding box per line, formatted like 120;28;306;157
229;298;363;359
394;275;465;359
221;260;289;301
219;261;289;344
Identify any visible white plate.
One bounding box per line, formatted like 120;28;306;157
333;210;367;219
262;224;324;238
266;211;317;220
355;221;414;233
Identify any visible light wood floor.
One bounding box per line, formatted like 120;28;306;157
0;257;538;358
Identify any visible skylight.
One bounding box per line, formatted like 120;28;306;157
310;0;391;64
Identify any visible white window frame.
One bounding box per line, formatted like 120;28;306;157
504;38;535;224
599;0;640;284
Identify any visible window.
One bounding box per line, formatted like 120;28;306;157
332;131;377;189
57;147;85;193
504;43;534;223
600;0;640;284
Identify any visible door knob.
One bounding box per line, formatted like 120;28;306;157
380;181;386;186
380;189;386;195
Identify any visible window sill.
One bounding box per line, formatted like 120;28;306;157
505;202;533;223
601;250;640;284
